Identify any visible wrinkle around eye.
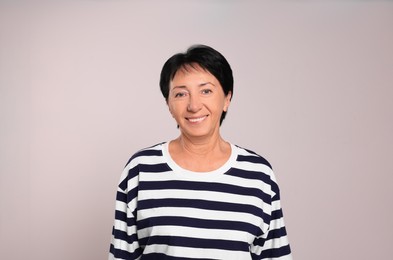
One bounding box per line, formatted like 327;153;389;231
174;91;188;98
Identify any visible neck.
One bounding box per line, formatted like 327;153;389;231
169;131;232;172
177;134;226;157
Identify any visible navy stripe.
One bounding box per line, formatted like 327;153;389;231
139;163;172;173
127;187;138;204
253;226;288;247
226;167;271;183
119;165;139;191
138;198;269;221
114;210;136;226
110;244;142;260
259;244;291;258
237;154;272;168
116;190;127;203
140;235;250;252
236;146;272;167
137;216;262;237
139;180;271;204
267;226;288;240
271;208;283;220
114;210;127;222
125;147;164;166
112;227;138;244
116;185;138;205
270;180;281;201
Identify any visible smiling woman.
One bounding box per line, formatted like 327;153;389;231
108;45;293;260
168;65;231;145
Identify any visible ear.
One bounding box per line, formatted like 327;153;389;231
223;91;232;112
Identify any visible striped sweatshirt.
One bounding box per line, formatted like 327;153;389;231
109;142;292;260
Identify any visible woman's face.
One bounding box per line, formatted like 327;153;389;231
167;65;231;140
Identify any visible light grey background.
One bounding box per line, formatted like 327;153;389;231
1;0;392;259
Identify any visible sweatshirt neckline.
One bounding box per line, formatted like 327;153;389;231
162;142;237;179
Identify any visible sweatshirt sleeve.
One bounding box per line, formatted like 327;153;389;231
109;162;142;260
251;171;293;260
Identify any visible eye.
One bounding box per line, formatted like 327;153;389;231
201;89;212;95
174;91;187;98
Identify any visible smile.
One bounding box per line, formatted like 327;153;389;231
187;116;207;123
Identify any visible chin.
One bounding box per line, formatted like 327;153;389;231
180;126;218;138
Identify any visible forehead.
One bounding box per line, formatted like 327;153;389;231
171;64;216;82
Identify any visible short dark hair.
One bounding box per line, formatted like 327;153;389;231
159;44;234;125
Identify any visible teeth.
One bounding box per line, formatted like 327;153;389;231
188;116;206;123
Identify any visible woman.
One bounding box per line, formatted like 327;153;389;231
109;45;292;259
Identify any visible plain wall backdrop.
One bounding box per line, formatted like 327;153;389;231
1;0;392;259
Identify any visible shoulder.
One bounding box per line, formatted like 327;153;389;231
124;142;166;168
234;145;273;170
233;145;281;199
118;142;167;191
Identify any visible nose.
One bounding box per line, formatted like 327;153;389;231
187;94;202;112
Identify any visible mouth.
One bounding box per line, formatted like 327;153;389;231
186;115;208;123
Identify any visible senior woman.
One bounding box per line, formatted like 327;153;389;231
109;45;292;260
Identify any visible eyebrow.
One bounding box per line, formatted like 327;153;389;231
172;82;215;90
200;82;215;87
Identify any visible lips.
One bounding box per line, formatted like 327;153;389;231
186;115;207;123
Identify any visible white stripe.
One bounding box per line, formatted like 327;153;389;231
138;225;254;244
115;200;127;212
110;235;140;254
125;175;139;191
142;244;252;259
235;160;273;175
137;206;266;231
139;170;273;195
272;199;283;211
269;216;286;230
254;237;290;255
135;155;167;165
115;199;138;218
236;147;259;156
113;219;137;237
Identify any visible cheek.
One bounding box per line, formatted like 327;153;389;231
168;103;180;118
